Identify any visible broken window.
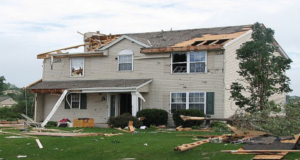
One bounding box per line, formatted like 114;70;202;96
171;92;206;113
172;53;187;73
172;51;206;73
70;57;84;77
118;50;133;71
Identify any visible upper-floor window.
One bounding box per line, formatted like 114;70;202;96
118;50;133;71
70;57;84;77
171;51;206;73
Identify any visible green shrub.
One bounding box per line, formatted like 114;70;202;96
210;121;231;132
172;109;205;127
136;108;168;127
45;121;57;127
107;113;142;128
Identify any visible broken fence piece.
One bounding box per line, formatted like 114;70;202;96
174;139;211;151
35;139;43;149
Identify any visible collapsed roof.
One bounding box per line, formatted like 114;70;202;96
37;24;253;59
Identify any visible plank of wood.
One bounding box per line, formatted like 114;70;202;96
128;121;134;132
174;139;211;151
115;128;131;133
24;132;100;137
222;150;300;153
252;155;284;160
103;133;123;137
35;139;43;149
227;125;267;136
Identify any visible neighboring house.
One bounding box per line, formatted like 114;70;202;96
2;90;21;95
0;96;17;108
27;24;288;126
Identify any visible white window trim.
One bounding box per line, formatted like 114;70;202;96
70;57;85;77
169;92;206;113
171;51;207;74
70;93;81;109
117;49;134;71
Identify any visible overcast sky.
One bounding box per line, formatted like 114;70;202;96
0;0;299;96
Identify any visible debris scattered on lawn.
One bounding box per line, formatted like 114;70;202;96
140;126;146;129
73;129;84;133
93;139;98;142
128;121;135;133
227;124;268;136
115;127;132;133
144;143;148;146
157;125;166;129
23;132;101;137
17;155;27;158
112;140;120;143
103;133;123;137
35;139;43;149
5;136;27;138
121;158;136;160
174;138;211;151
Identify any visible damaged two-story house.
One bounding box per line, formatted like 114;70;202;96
27;24;288;127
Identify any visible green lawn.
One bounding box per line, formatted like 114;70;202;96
0;127;299;160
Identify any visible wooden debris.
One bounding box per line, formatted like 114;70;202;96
180;115;205;121
176;126;183;131
252;152;287;160
281;134;300;144
103;133;123;137
128;121;135;133
24;132;100;137
182;128;192;131
115;128;131;133
32;128;64;132
221;150;300;153
73;129;84;133
227;124;267;136
35;139;43;149
174;139;211;151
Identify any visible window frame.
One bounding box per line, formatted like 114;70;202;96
118;49;133;71
70;57;85;77
170;92;206;113
71;93;81;109
171;51;207;74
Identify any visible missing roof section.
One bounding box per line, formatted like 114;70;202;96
191;41;204;46
215;39;229;44
202;40;216;45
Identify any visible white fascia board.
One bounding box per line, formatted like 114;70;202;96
99;35;150;51
223;30;253;48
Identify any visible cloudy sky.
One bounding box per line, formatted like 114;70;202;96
0;0;299;95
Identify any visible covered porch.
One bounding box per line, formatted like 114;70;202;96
27;79;152;127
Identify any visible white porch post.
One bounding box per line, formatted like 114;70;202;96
131;92;138;116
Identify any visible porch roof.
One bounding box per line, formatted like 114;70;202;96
28;79;152;93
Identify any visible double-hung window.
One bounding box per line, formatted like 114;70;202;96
170;92;206;113
172;51;206;73
118;50;133;71
65;93;87;109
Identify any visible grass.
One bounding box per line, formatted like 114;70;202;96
0;127;299;160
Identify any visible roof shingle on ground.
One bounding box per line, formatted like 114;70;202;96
28;79;152;90
124;25;252;48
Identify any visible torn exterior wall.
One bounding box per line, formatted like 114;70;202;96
43;93;108;123
34;93;44;122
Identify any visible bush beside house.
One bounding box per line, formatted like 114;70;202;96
136;108;168;127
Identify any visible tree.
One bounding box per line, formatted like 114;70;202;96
230;22;292;112
0;76;6;94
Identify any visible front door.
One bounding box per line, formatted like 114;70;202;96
120;93;132;115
